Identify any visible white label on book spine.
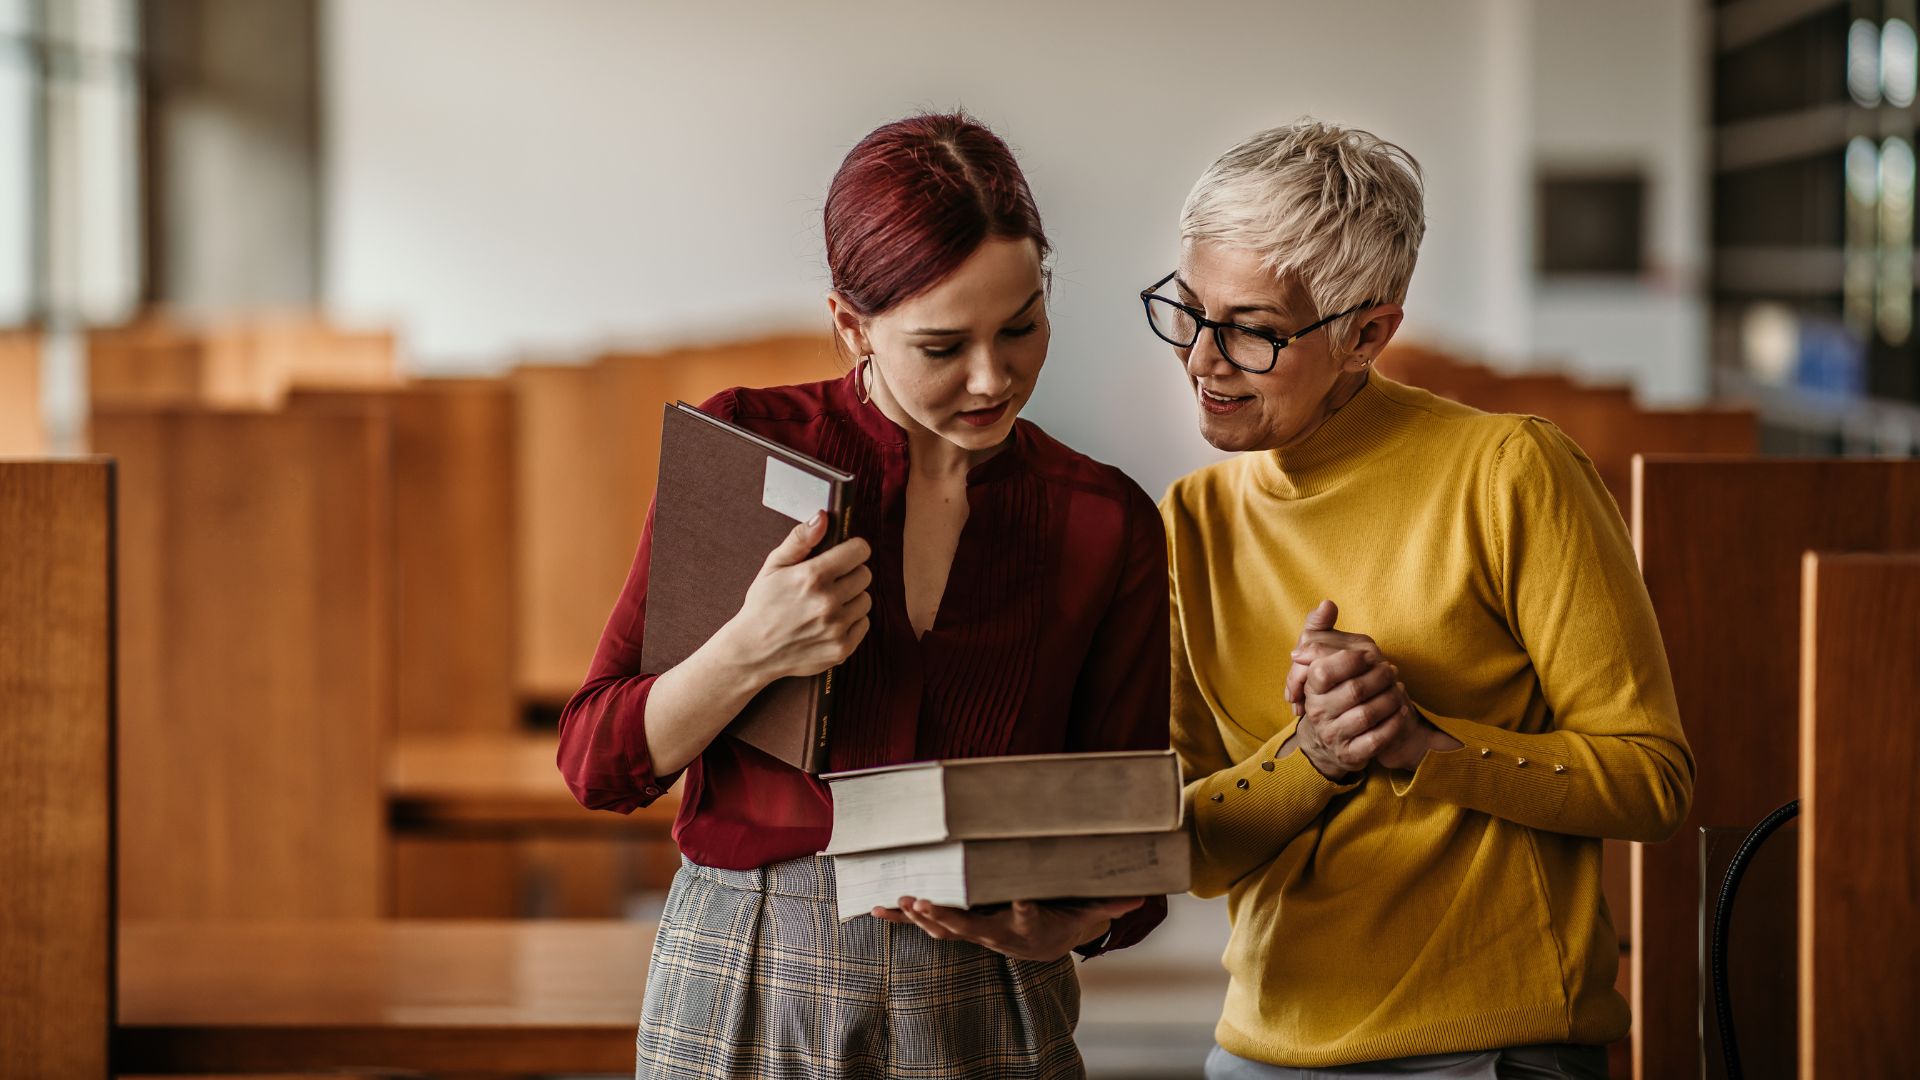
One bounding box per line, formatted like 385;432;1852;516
763;456;831;523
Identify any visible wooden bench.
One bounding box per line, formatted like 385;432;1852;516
386;731;683;918
86;338;857;922
117;919;654;1076
390;732;678;836
1797;552;1920;1078
0;459;653;1077
1629;457;1920;1080
0;460;115;1077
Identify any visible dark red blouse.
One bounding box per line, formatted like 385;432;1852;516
557;369;1170;953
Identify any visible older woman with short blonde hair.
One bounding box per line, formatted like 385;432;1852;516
1150;120;1694;1079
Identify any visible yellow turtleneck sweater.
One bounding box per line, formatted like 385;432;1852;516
1163;374;1694;1067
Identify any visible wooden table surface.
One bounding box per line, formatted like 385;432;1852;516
388;732;679;834
117;919;654;1075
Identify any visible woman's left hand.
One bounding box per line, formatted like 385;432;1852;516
1287;601;1459;772
872;896;1143;961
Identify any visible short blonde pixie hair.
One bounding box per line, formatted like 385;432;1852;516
1180;119;1426;351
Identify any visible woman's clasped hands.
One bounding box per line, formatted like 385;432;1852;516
1282;599;1460;779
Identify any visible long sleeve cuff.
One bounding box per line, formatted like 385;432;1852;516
1186;725;1361;897
1389;710;1572;825
557;672;681;813
1074;893;1168;959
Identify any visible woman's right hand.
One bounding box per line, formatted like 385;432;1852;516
717;512;873;682
1285;600;1410;780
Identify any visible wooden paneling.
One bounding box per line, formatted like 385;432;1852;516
1378;344;1757;507
1701;820;1797;1080
252;316;397;392
0;461;115;1079
510;361;646;704
391;838;522;919
93;408;393;919
513;336;839;705
0;329;44;454
289;381;518;734
1630;458;1920;1080
1571;406;1758;505
286;383;526;917
89;322;264;409
89;316;398;410
1798;552;1920;1079
117;920;654;1075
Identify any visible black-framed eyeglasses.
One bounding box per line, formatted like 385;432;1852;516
1139;270;1373;375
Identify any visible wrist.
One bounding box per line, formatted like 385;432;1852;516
1410;706;1461;753
1299;744;1354;783
699;620;780;697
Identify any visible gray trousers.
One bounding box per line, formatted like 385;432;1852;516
1205;1043;1608;1080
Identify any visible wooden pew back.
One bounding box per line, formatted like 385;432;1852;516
1798;551;1920;1078
1380;343;1759;507
90;315;399;411
510;360;648;704
513;335;838;705
92;407;392;919
0;461;115;1078
278;382;650;918
288;381;518;734
1630;458;1920;1080
1573;406;1758;505
0;328;43;454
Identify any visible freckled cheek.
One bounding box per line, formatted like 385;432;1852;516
888;366;958;417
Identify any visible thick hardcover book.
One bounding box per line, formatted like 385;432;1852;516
829;829;1191;921
822;750;1183;855
640;401;855;773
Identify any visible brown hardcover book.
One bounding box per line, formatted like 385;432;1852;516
822;750;1183;855
640;401;855;773
829;830;1191;920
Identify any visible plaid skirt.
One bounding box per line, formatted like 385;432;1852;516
635;854;1084;1079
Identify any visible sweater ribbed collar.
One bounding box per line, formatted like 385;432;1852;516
1254;373;1422;499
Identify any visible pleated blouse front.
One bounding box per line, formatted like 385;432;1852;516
557;369;1171;919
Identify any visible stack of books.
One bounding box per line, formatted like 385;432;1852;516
823;749;1190;920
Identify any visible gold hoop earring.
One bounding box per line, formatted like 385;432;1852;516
857;354;874;405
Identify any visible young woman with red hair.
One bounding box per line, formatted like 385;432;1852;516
558;112;1169;1078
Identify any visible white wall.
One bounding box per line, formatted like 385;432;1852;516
323;0;1705;495
1529;0;1708;404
